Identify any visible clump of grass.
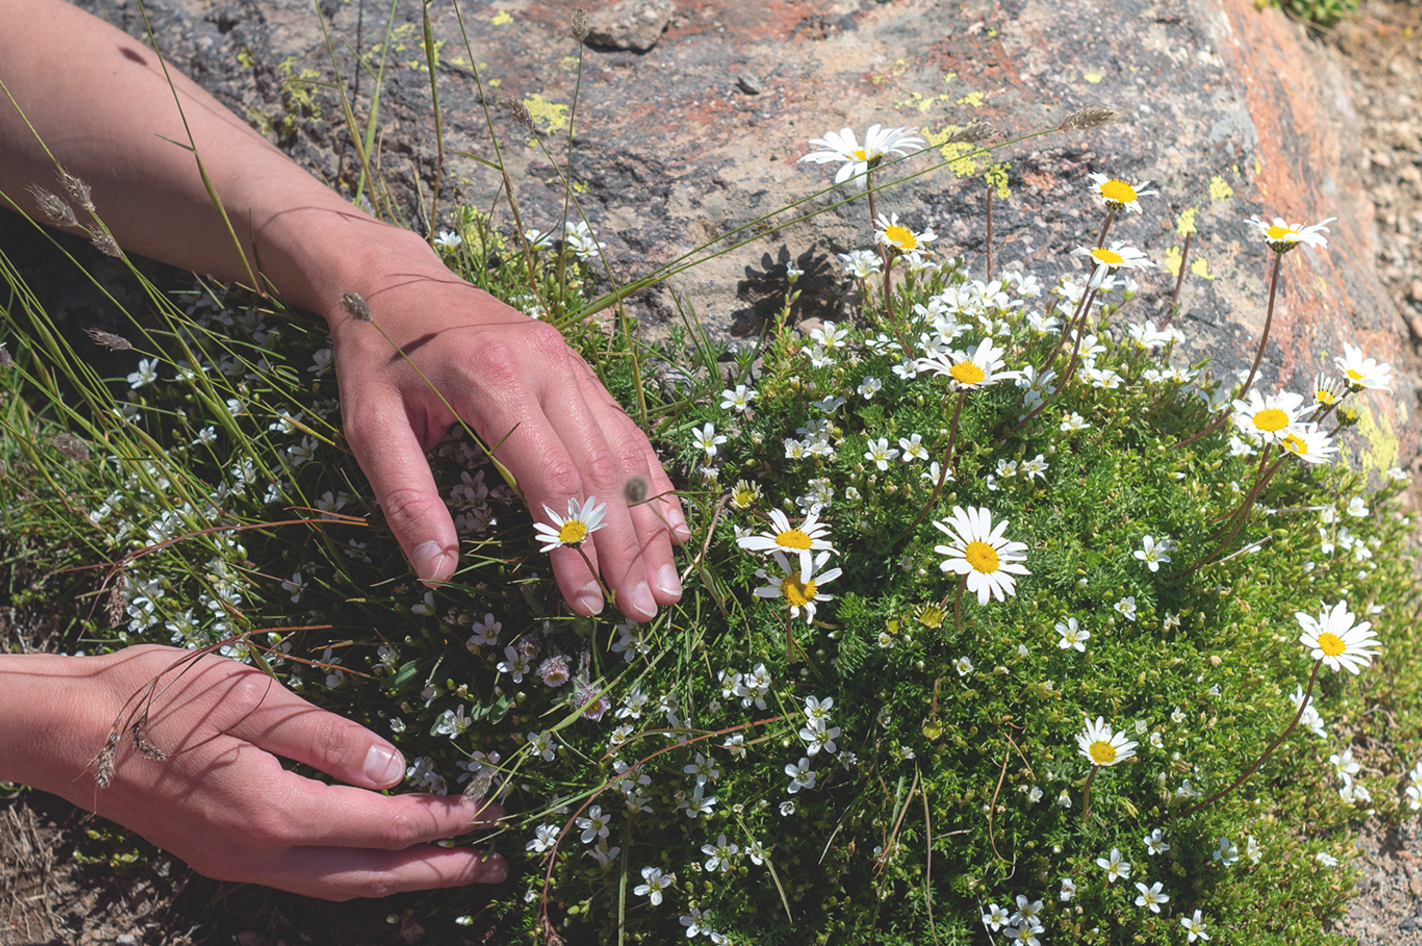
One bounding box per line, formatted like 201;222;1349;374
3;16;1421;946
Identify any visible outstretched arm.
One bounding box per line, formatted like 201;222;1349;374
0;0;688;620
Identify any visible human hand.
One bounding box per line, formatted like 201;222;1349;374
327;233;689;621
4;645;506;900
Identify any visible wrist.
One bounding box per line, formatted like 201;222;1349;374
0;651;113;797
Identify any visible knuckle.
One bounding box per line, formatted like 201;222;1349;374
379;485;438;535
541;459;583;499
579;449;624;492
371;806;423;850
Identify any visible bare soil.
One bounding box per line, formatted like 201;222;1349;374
4;0;1422;943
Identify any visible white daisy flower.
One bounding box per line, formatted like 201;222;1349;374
1245;214;1335;253
533;497;608;551
1333;343;1393;392
932;506;1030;605
915;337;1022;390
1071;240;1155;289
800;124;925;189
1278;423;1335;464
875;212;936;255
1297;599;1379;674
737;506;835;574
753;549;842;624
1088;172;1157;213
1077;716;1138;767
1232;389;1310;444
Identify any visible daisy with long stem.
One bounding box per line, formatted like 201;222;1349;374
1077;717;1137;820
1175;214;1334;449
1177;601;1377;818
875;213;936;342
901;341;1020;536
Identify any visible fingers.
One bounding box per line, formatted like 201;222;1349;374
341;386;461;584
243;844;508;901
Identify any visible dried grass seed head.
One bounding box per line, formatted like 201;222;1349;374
1061;105;1122;131
502;93;536;134
50;432;90;462
60;171;95;213
340;291;372;322
570;7;590;43
87;226;122;257
946;121;997;145
0;342;13;370
27;184;78;228
85;327;135;351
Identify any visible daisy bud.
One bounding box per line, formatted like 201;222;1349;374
1060;105;1121;131
340;291;372;322
27;184;78;228
85;327;135;351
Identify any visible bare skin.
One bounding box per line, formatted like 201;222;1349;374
0;646;508;900
0;0;687;897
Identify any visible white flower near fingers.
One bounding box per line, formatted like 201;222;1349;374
754;550;842;624
738;506;836;574
534;497;608;552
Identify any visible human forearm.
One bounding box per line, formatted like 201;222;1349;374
0;0;400;314
0;651;125;800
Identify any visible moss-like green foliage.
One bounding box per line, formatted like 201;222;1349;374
4;167;1420;946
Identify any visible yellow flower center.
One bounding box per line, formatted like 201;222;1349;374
963;540;1000;574
1265;224;1298;242
851;148;869;161
1317;631;1346;657
733;486;758;508
1282;432;1307;455
949;361;986;385
884;224;917;250
1088;740;1117;765
916;605;946;629
776;528;813;550
1091;247;1124;266
558;520;588;545
1252;408;1289;432
780;575;817;608
1316;389;1336;404
1099;179;1137;205
1346;368;1364;381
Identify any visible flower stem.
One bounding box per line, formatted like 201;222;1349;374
985;183;994;283
1081;766;1099;822
1173;251;1283;450
1175;658;1323;819
898;390;965;541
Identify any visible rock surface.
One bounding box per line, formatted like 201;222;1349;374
66;0;1420;477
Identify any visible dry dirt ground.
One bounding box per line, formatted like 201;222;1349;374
4;1;1422;944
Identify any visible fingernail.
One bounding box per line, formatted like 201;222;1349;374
632;581;656;617
412;541;453;583
480;854;509;884
363;744;404;786
656;564;682;597
577;582;604;615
